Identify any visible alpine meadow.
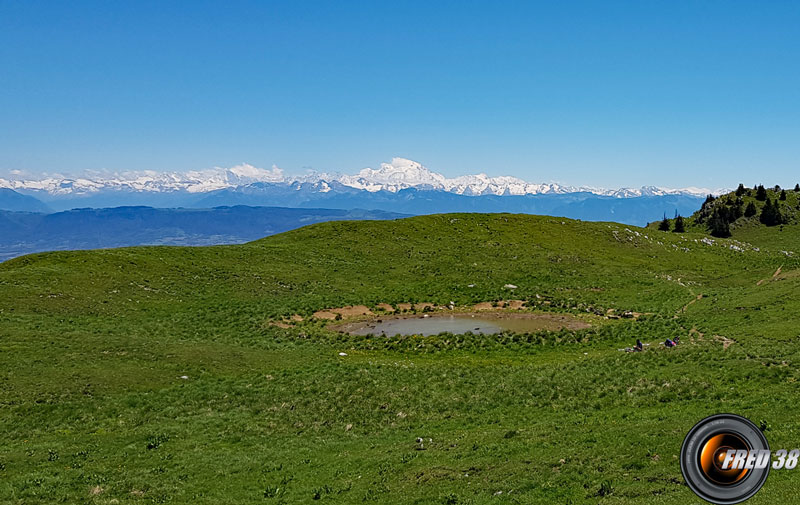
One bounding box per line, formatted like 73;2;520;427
3;186;800;503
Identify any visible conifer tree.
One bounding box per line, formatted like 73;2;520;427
673;215;685;233
775;201;784;225
708;208;731;237
744;201;757;217
760;199;773;224
755;185;767;201
760;198;783;226
658;215;670;231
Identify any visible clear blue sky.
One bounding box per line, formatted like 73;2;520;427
1;1;799;188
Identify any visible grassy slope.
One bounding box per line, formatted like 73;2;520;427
1;213;800;504
648;186;800;235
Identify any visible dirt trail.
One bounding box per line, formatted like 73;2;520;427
679;294;703;314
675;295;735;350
684;327;733;349
757;265;783;286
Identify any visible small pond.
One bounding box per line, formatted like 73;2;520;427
334;313;590;337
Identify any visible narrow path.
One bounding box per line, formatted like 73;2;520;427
757;265;782;286
673;290;736;350
679;294;703;314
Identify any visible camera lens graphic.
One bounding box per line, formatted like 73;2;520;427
700;433;750;485
681;414;770;504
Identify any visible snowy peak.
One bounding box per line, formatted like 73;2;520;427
0;164;285;196
0;158;727;198
331;158;722;197
600;185;724;198
336;158;578;196
338;158;448;192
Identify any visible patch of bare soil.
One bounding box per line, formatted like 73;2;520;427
713;335;735;349
473;300;527;310
336;305;374;317
498;312;591;331
312;305;374;320
307;300;535;323
504;300;526;309
606;310;648;320
313;310;338;320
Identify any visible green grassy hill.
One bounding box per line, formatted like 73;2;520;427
2;213;800;504
648;184;800;237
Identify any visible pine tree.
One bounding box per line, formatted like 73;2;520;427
744;201;757;217
794;183;800;192
708;208;731;237
755;185;767;201
735;183;746;197
673;215;685;233
780;189;787;201
733;202;743;219
658;215;670;231
760;199;773;224
760;198;783;226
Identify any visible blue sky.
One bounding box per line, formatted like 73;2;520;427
1;1;799;188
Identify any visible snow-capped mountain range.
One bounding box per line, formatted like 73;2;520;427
0;158;726;198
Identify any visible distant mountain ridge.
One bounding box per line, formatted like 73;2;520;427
0;188;52;213
194;184;704;226
1;157;726;199
0;206;408;261
0;159;717;224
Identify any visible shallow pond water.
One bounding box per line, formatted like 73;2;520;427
337;313;589;337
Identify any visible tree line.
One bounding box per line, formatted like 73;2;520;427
658;183;799;237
